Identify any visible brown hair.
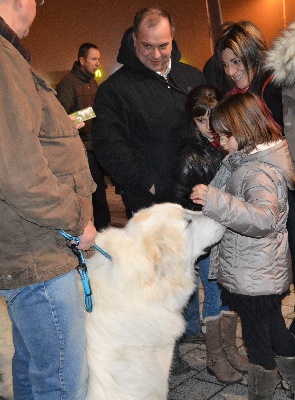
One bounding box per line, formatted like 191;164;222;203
215;21;267;78
133;7;175;37
78;43;99;61
210;92;282;153
186;85;222;119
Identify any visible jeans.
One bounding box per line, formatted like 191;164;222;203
183;275;202;336
198;253;229;319
182;253;229;340
174;275;201;355
0;270;88;400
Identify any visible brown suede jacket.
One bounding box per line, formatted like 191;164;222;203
0;34;96;289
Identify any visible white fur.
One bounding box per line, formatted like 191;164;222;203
0;203;225;400
265;21;295;87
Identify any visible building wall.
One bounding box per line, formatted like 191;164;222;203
23;0;295;86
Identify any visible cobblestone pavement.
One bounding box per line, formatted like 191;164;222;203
106;184;295;400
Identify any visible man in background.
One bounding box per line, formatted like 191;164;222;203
56;42;111;231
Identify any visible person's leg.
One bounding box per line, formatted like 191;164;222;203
180;274;203;343
269;306;295;399
234;302;277;399
87;150;111;230
287;189;295;286
204;315;243;383
171;275;202;374
220;311;249;372
270;306;295;356
198;260;247;381
197;254;227;319
287;188;295;335
234;304;274;369
2;270;88;400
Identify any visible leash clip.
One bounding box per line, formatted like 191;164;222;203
60;232;93;313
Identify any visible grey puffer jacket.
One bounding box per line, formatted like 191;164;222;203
203;140;295;296
264;21;295;171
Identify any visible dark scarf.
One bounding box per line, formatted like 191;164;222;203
0;16;31;62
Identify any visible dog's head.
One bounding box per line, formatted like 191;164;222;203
90;203;225;311
122;203;225;308
127;203;224;265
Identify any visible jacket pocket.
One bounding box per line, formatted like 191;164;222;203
30;68;78;139
57;167;95;198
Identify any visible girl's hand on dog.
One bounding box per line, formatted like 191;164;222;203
190;184;209;206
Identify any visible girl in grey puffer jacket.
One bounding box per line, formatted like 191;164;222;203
191;92;295;400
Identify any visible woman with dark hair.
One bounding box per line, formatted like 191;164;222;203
215;21;283;126
173;85;248;384
216;20;295;344
191;92;295;399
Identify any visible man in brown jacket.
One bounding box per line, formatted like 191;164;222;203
0;0;97;399
56;43;111;231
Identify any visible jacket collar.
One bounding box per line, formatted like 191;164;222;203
0;16;31;62
71;61;94;83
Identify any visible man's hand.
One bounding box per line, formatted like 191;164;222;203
190;184;209;206
77;220;97;250
149;184;155;195
69;115;85;130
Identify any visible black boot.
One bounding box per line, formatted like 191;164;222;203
276;356;295;399
248;363;277;400
170;352;191;375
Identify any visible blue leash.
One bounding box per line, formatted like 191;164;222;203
59;229;112;312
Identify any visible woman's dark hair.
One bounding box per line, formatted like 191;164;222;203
215;21;267;78
211;92;282;153
133;7;175;37
78;43;99;61
186;85;222;119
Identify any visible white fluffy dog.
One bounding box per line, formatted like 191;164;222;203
0;203;225;400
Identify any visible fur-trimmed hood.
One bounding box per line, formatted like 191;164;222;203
265;21;295;87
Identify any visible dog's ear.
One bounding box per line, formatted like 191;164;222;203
141;225;183;282
141;236;162;267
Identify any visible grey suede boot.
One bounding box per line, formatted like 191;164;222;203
276;356;295;399
248;363;277;400
204;316;243;384
221;311;249;373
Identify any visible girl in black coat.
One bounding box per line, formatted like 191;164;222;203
173;85;248;384
174;85;225;209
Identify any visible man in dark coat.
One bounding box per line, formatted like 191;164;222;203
92;7;205;219
56;43;111;231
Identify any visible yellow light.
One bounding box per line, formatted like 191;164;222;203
94;69;102;79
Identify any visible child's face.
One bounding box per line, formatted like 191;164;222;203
194;110;215;142
219;134;238;153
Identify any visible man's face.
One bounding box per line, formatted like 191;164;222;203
133;17;173;74
80;48;101;76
